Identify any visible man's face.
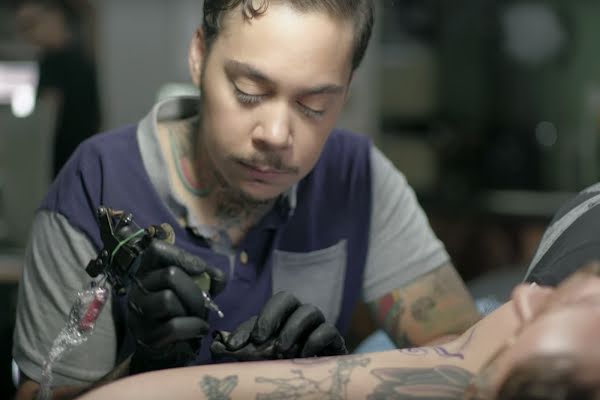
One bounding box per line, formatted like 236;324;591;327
193;4;354;201
474;267;600;397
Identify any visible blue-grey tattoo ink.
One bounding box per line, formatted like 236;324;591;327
199;375;238;400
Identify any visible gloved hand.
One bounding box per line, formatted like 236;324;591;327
210;291;347;361
127;240;226;373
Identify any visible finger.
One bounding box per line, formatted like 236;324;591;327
209;338;229;358
128;289;186;321
141;241;226;295
225;316;258;350
275;304;325;353
145;317;209;348
211;339;277;362
139;266;207;317
252;292;300;343
301;323;347;357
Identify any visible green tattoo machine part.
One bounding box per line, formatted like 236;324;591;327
194;272;211;292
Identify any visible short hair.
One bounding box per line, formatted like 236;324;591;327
202;0;374;72
495;355;600;400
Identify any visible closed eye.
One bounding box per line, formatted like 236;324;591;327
297;102;325;119
235;85;326;119
234;86;265;105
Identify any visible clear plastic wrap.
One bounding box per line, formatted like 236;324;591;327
36;283;109;400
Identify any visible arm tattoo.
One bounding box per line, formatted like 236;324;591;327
368;365;474;399
410;297;436;322
399;327;477;360
199;375;239;400
255;355;370;399
373;264;480;346
400;347;463;360
371;294;411;347
433;347;464;360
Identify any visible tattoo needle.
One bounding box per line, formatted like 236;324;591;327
202;291;225;318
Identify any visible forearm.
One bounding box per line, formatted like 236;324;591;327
16;358;131;400
370;263;482;347
79;351;477;400
16;379;88;400
80;303;517;400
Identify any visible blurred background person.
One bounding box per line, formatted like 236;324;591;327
14;0;101;178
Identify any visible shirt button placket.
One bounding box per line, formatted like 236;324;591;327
240;250;249;265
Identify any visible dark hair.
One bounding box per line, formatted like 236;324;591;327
495;355;600;400
202;0;374;72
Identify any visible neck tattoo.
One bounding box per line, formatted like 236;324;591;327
167;122;273;239
168;125;213;197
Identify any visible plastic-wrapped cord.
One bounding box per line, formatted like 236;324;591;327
36;284;110;400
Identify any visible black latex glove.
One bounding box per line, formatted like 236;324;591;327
127;240;226;373
210;291;347;361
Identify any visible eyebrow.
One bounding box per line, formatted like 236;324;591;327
223;59;345;96
298;84;345;97
224;59;271;85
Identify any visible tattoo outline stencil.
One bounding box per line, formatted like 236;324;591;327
255;355;371;399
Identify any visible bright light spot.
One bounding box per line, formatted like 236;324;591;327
11;84;36;118
502;3;566;67
535;121;558;147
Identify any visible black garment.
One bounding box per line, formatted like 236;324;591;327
525;185;600;286
37;41;101;177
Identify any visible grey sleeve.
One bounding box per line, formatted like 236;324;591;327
12;210;117;386
362;147;450;303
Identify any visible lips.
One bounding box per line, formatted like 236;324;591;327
237;161;290;184
247;164;281;174
240;161;284;174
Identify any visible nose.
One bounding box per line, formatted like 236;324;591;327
252;102;292;150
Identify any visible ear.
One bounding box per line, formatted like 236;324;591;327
188;28;206;88
511;283;553;324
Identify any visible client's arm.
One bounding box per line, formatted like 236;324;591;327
79;302;518;400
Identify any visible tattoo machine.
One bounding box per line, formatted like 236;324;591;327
85;205;224;317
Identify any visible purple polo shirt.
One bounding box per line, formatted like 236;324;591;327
40;119;372;364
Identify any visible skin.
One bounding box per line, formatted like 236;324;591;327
468;268;600;398
368;262;481;347
77;268;600;400
78;301;518;400
158;3;354;246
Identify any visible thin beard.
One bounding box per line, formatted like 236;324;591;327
212;170;273;231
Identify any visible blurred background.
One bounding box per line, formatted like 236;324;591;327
2;0;600;396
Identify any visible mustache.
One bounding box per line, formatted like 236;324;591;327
234;154;300;175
